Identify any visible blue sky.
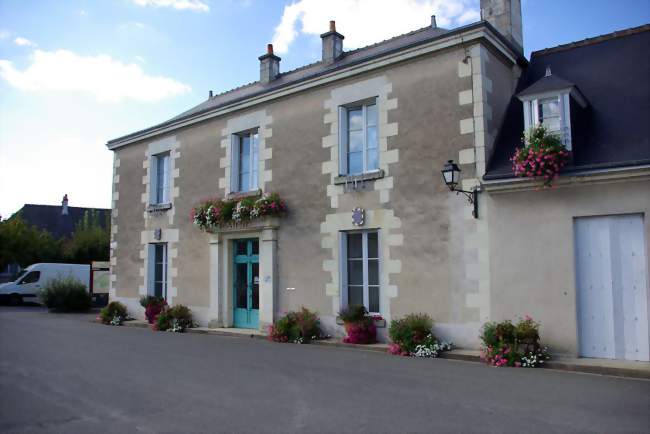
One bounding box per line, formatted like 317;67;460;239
0;0;649;218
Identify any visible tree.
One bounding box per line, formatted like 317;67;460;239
0;218;62;270
63;210;110;263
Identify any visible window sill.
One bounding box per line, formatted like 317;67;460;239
147;203;172;213
226;189;262;200
333;169;385;186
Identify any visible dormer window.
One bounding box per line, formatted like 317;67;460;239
517;67;588;152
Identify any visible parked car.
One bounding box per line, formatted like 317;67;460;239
0;263;90;305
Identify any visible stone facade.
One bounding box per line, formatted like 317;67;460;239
107;8;532;349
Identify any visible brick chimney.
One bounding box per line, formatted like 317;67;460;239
320;20;344;63
480;0;523;54
259;44;281;84
61;194;69;215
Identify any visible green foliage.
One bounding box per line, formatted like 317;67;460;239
100;301;128;324
389;313;434;354
338;304;368;324
39;277;91;312
139;295;165;308
269;307;321;343
0;217;61;270
480;316;549;367
0;209;109;272
155;304;194;332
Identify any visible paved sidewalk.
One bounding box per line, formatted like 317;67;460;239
121;319;650;379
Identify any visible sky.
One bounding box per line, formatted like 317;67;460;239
0;0;649;218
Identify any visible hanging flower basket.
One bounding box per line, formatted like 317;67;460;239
191;192;287;232
511;125;570;187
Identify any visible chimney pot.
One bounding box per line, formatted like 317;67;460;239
209;90;213;98
267;43;274;55
431;15;437;28
329;20;336;32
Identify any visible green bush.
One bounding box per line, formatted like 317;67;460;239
338;304;368;324
154;304;193;332
389;313;434;354
99;301;128;325
139;295;165;308
40;277;91;312
480;316;550;367
269;307;321;343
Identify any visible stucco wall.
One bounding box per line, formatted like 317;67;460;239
487;179;650;355
111;40;518;347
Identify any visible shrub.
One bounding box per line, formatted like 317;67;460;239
338;305;377;345
389;313;434;354
268;307;321;344
40;277;91;312
139;295;166;324
99;301;128;325
480;316;550;368
154;304;194;332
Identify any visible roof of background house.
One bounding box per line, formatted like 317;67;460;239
11;205;110;239
108;20;524;147
485;24;650;180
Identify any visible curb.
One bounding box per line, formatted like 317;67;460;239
119;320;650;379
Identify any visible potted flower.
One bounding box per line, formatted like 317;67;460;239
338;305;376;344
139;295;166;324
511;125;570;187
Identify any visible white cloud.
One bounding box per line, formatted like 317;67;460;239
0;49;191;102
135;55;146;63
14;37;36;47
132;0;210;12
272;0;479;54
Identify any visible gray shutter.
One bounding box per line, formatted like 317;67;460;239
230;135;240;193
338;106;348;176
147;244;155;295
149;156;158;204
339;232;348;309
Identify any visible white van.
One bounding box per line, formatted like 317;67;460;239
0;263;90;305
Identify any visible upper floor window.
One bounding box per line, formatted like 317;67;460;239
339;100;378;176
341;230;380;314
232;130;259;193
522;94;571;150
152;152;170;204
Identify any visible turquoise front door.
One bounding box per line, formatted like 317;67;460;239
233;239;259;329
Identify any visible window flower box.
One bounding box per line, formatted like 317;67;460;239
511;125;570;187
191;192;287;232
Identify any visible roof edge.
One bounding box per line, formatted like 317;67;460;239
107;20;525;150
531;23;650;57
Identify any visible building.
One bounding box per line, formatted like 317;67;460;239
106;0;650;361
1;195;111;282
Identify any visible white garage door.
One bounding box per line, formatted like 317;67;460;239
574;214;649;361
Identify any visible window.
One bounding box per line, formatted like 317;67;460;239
339;101;378;175
232;131;259;192
18;271;40;285
342;231;379;313
522;93;572;150
537;97;561;135
152;152;170;204
149;243;167;299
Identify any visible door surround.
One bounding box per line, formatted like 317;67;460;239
206;218;278;330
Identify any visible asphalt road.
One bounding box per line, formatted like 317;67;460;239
0;307;649;434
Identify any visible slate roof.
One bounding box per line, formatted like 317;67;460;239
485;24;650;179
11;204;110;240
516;72;576;98
108;20;524;147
